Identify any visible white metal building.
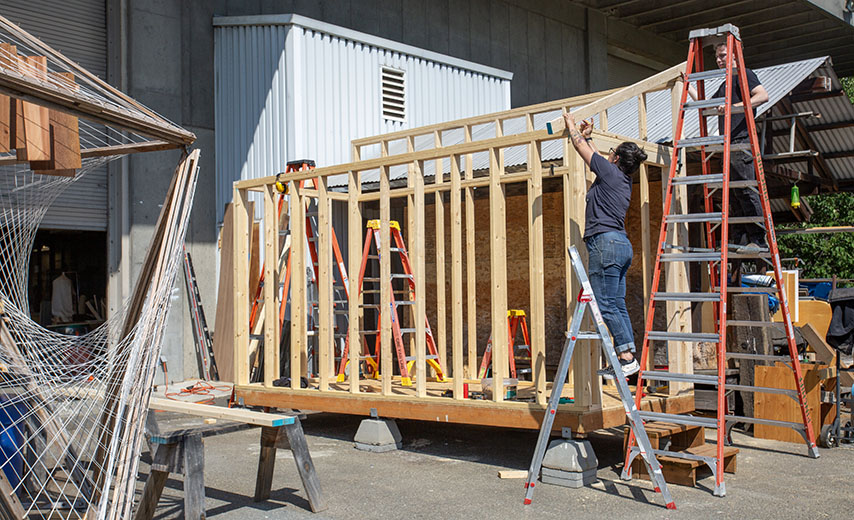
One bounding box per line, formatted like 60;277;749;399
213;14;513;225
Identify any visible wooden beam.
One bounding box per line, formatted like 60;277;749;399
233;188;251;386
804;120;854;132
348;168;362;394
489;145;508;402
149;397;295;427
464;127;477;379
18;55;50;162
546;61;685;135
0;15;195;145
379;164;392;396
289;180;306;389
666;83;692;395
788;90;846;104
450;154;464;399
777;226;854;236
527;135;547;406
414;158;427;398
317;174;332;391
31;72;81;175
823;150;854;160
434;131;447;376
263;185;280;387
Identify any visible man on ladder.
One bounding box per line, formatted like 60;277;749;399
683;41;769;255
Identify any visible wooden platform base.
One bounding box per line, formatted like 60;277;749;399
236;379;694;434
633;444;739;487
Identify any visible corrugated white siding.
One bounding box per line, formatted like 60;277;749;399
4;0;108;231
214;15;511;224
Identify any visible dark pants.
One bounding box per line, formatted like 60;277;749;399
585;231;636;355
729;140;765;245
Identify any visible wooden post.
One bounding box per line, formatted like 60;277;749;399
263;185;280;386
434;131;448;374
317;174;332;391
380;165;393;395
348;169;362;394
464;126;477;379
182;434;206;520
638;94;653;370
563;123;578;400
489;145;508;402
599;110;608;133
450;154;464;399
667;82;693;394
414;159;427;398
527;135;547;405
289;181;306;389
233;187;251;386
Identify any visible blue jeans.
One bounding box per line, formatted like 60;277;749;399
585;231;636;355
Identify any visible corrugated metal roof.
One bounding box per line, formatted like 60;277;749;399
350;56;849;190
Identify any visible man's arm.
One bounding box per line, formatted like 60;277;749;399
563;113;595;167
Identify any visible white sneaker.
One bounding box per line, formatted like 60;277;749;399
598;358;640;379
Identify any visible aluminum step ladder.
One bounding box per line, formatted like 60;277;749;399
523;246;676;510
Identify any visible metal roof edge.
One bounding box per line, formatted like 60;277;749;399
212;13;514;81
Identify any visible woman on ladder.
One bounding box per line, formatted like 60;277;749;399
562;112;647;379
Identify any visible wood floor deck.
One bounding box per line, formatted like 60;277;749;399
236;378;694;433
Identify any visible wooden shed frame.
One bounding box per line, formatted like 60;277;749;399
230;62;697;433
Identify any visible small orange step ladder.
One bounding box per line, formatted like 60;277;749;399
336;219;445;386
478;309;532;379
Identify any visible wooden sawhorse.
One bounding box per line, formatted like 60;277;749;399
136;406;326;519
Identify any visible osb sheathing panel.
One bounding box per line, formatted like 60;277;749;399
421;177;665;368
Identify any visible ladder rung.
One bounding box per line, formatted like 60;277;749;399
642;370;719;384
671;174;724;186
686;69;727;81
367;254;380;259
726;180;759;189
729;251;772;260
395;301;415;306
728;216;765;225
334;310;349;315
363;277;380;282
389;247;405;253
700;105;745;117
715;286;777;294
359;303;379;308
726;320;775;328
404;355;439;361
725;415;805;431
400;328;416;334
660;252;722;262
698;142;751;153
677;135;724;149
726;384;799;399
643;447;717;466
391;274;413;279
683;97;727;110
725;352;791;362
638;411;718;429
653;292;721;302
305;210;318;216
359;330;379;335
665;212;722;224
647;331;720;342
567;331;601;340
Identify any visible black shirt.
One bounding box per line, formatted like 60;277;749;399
714;68;761;141
584;154;632;240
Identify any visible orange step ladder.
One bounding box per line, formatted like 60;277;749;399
478;309;532;379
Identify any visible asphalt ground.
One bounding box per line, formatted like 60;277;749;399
135;410;854;519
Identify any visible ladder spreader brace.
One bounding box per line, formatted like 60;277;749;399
523;246;676;510
623;23;819;499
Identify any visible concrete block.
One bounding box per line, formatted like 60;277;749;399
542;438;598;473
354;418;402;452
541;467;598;488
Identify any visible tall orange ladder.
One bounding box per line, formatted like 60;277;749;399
622;24;818;498
250;159;351;381
336;220;445;386
478;309;532;379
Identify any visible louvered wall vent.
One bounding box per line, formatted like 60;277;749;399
381;66;406;122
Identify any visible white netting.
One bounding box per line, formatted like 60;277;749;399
0;15;199;520
0;152;198;520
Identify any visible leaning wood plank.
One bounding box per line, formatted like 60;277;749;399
18;55;51;162
134;443;176;520
212;203;235;382
802;323;854;387
148;398;294;427
0;449;27;519
545;61;685;134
